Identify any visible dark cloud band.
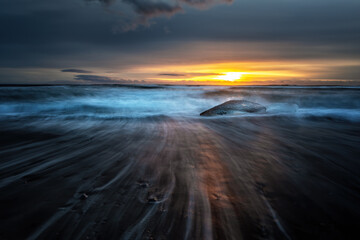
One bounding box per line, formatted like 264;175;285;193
74;74;145;84
87;0;233;30
61;69;93;73
159;73;186;77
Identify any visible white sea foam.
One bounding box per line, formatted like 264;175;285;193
0;85;359;121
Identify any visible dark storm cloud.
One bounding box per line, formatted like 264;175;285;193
0;0;360;84
74;74;145;84
89;0;232;16
87;0;232;30
122;0;233;16
1;0;358;57
123;0;182;17
61;69;93;73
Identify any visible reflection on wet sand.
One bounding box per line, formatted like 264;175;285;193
0;117;360;239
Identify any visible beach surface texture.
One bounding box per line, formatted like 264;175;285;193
0;85;359;239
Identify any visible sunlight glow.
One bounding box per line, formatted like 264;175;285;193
215;72;242;81
132;61;312;85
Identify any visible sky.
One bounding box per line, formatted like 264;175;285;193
0;0;359;85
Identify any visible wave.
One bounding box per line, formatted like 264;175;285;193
0;85;360;122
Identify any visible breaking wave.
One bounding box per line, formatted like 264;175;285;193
0;85;360;121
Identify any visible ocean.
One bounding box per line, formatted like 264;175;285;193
1;85;360;121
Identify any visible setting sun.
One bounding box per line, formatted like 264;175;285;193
215;72;243;81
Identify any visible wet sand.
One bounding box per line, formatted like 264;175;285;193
0;117;360;239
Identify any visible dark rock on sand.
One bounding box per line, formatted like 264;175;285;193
80;193;88;200
200;100;266;116
147;196;159;203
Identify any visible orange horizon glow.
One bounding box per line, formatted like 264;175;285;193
128;61;306;85
93;59;360;86
215;72;243;81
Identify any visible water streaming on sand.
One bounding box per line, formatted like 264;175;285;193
0;85;360;239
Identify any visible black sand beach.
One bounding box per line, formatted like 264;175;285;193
0;116;360;239
0;86;360;239
2;0;360;237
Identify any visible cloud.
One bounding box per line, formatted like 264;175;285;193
88;0;233;30
158;72;221;77
182;0;233;8
310;65;360;80
159;73;186;77
123;0;182;17
74;74;145;84
1;0;360;86
61;68;93;73
86;0;116;6
99;0;116;6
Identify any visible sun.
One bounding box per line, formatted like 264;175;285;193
215;72;242;81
